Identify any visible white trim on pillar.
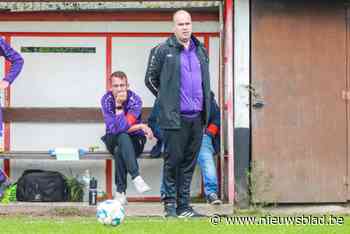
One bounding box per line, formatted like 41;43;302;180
234;0;250;130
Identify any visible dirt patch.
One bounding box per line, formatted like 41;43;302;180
0;203;96;217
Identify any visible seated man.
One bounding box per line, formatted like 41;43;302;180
101;71;153;205
148;92;222;205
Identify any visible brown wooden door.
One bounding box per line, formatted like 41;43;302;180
347;3;350;201
251;0;347;202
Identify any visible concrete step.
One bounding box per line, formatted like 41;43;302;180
0;202;233;217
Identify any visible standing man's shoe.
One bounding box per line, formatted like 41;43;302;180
177;207;205;218
207;193;222;205
164;203;177;218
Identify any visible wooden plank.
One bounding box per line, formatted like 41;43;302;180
251;0;347;202
2;107;152;123
0;151;153;160
0;10;219;22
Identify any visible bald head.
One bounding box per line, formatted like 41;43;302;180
173;10;191;24
172;10;192;46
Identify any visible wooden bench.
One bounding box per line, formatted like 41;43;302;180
0;107;156;199
2;107;151;123
0;151;155;160
0;150;157;200
0;107;212;201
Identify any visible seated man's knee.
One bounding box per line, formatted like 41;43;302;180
112;133;132;156
117;133;131;143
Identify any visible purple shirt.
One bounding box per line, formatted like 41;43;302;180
101;90;144;136
180;40;203;118
0;38;24;136
0;38;24;84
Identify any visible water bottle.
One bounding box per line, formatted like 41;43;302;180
78;148;88;156
48;149;55;156
89;177;97;206
82;169;91;202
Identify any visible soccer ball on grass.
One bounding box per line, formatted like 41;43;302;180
96;200;126;226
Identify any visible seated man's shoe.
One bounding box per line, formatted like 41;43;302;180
132;176;151;194
207;193;222;205
114;192;128;205
177;207;205;218
164;203;177;218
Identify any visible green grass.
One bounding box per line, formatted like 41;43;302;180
0;216;349;234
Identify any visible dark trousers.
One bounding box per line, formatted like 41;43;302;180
102;133;146;193
162;116;203;211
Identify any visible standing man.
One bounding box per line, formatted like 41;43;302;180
0;38;24;147
145;10;211;218
150;92;223;205
101;71;152;205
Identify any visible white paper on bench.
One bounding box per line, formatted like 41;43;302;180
55;148;79;161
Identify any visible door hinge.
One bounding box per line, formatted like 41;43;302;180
342;90;350;100
245;84;261;98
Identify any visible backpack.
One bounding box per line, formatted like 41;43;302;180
16;169;68;202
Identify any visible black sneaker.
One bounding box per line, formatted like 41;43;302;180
207;193;222;205
164;203;177;218
177;207;205;218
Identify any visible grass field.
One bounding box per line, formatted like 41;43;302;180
0;216;349;234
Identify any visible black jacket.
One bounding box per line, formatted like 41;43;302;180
145;35;211;129
205;92;221;154
148;91;221;154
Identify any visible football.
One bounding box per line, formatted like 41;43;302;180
96;200;126;226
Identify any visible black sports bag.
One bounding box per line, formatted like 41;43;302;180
16;169;68;202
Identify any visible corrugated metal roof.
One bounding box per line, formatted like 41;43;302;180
0;1;221;12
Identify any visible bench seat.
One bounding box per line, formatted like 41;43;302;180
0;151;153;160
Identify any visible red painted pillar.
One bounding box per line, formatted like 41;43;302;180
224;0;235;204
105;36;113;199
3;35;11;177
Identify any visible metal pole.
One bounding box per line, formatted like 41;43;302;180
224;0;235;204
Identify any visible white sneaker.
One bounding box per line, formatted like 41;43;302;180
114;192;128;205
132;176;151;194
